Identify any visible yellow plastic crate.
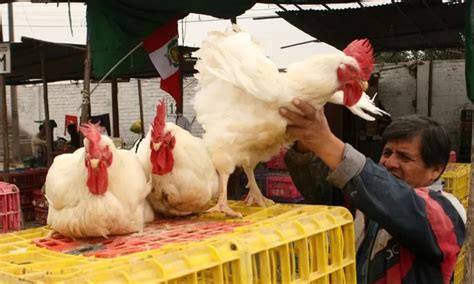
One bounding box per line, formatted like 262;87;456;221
453;245;466;284
460;196;469;210
441;163;471;200
0;203;355;284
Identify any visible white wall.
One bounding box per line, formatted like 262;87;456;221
4;77;202;156
377;59;472;153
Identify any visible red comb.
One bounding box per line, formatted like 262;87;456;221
79;122;102;155
343;39;374;80
151;99;166;142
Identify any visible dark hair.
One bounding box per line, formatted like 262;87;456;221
39;124;44;131
382;115;451;169
67;124;78;133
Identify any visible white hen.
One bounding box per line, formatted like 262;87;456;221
328;91;390;121
45;123;154;238
194;25;375;217
134;100;219;216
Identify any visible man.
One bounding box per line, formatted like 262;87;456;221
31;124;47;166
279;98;466;284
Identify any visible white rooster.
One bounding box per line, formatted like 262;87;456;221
134;100;219;216
328;91;389;121
45;123;154;238
194;25;376;217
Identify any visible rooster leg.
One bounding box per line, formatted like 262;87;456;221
243;166;275;207
206;172;243;218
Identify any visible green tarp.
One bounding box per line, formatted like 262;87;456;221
466;0;474;102
86;0;256;78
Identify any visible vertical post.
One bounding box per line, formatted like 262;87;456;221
427;60;433;117
80;33;91;125
111;78;119;137
40;46;53;167
177;47;184;114
0;7;9;181
137;79;145;138
8;3;19;164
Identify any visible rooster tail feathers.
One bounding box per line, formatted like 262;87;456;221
343;39;374;80
151;99;167;141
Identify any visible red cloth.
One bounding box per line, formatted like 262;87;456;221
64;115;78;135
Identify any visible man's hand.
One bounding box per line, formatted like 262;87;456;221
279;99;345;170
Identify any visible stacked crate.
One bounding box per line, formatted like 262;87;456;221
0;182;21;232
0;168;48;222
441;163;470;284
0;202;356;283
458;110;472;163
32;188;48;225
265;148;303;203
441;163;470;209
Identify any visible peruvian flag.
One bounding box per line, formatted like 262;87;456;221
143;20;182;107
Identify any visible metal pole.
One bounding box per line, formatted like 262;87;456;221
40;46;53;167
80;33;91;126
8;3;19;164
111;78;119;137
137;79;145;138
0;7;9;181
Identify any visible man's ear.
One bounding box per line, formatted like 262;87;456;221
432;164;445;181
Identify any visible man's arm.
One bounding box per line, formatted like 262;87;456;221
280;99;465;265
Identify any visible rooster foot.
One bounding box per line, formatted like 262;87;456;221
245;191;275;207
206;203;243;218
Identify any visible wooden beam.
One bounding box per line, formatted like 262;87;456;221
0;6;10;180
80;34;91;126
40;46;53;167
111;78;119;137
137;79;145;138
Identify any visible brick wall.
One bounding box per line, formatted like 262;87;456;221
3;77;203;157
377;59;472;153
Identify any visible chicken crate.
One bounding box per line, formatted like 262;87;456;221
0;168;48;190
459;196;469;210
266;174;303;203
34;206;48;226
0;182;21;233
19;188;34;207
453;245;466;284
441;163;471;200
22;205;35;222
0;202;355;283
267;148;288;170
32;188;48;208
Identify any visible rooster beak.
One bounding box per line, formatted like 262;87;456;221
90;159;100;169
360;80;369;91
153;142;162;151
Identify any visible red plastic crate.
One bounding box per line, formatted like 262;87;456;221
20;188;35;206
34;206;48;225
266;174;303;202
32;188;48;208
22;205;35;222
267;149;288;170
33;220;250;258
0;168;48;190
0;182;21;232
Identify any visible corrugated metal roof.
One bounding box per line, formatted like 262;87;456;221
278;1;466;52
6;37;197;85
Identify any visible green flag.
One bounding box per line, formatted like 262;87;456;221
86;0;256;78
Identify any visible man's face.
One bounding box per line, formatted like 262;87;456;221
379;136;442;188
